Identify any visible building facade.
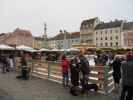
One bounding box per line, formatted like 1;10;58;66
48;32;80;49
80;17;100;45
48;39;56;49
94;20;123;49
0;28;37;48
80;17;133;49
34;37;44;49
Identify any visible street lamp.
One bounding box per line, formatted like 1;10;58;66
63;30;68;55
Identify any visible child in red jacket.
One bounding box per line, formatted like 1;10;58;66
61;54;70;87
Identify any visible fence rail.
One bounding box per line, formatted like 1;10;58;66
26;60;114;95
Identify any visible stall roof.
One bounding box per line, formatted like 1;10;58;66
38;48;50;52
16;45;36;52
0;44;14;50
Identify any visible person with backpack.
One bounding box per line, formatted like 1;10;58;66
61;54;70;87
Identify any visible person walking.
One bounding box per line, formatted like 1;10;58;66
61;54;70;87
120;51;133;100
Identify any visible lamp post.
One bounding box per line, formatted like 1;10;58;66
63;30;67;54
64;30;67;49
69;32;71;48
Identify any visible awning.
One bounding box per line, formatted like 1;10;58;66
38;48;50;52
0;44;14;50
16;45;36;52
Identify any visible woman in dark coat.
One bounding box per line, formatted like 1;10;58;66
112;57;121;92
70;57;80;87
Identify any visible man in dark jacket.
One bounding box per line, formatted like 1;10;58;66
78;51;90;87
70;57;80;87
120;53;133;100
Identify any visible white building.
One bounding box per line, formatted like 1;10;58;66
80;17;133;49
80;17;100;45
94;20;123;49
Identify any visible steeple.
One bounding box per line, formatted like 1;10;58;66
42;22;48;48
44;22;47;38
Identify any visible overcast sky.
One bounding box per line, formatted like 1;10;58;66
0;0;133;37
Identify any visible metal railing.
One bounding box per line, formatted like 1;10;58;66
26;60;114;95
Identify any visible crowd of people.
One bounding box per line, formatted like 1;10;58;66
0;55;15;73
60;50;133;99
0;50;133;99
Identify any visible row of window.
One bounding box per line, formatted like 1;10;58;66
58;39;79;43
96;36;118;41
82;24;93;29
95;29;119;34
96;42;119;47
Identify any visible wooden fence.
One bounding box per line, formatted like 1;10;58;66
27;60;114;95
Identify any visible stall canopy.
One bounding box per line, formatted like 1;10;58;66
38;48;50;52
60;49;68;52
51;48;61;52
60;48;79;52
16;45;36;52
0;44;14;50
67;48;79;52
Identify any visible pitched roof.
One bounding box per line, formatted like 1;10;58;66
123;22;133;30
71;32;80;38
13;28;32;37
95;20;122;30
80;17;98;29
0;33;10;43
49;32;80;40
34;37;44;41
81;17;97;26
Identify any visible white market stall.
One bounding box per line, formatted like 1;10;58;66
51;48;61;52
0;44;14;50
38;48;50;52
66;48;79;52
0;44;15;55
16;45;36;52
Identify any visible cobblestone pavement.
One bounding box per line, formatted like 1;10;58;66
0;89;14;100
0;72;119;100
